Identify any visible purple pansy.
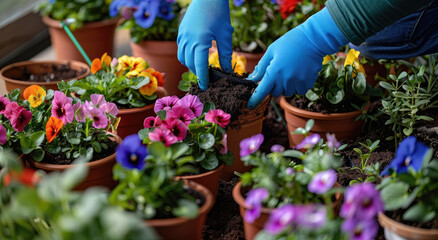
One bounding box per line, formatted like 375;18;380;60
154;96;179;113
340;182;384;220
381;136;430;176
271;144;285;153
176;94;204;117
285;167;295;176
308;169;337;194
342;218;378;240
265;204;296;234
295;133;320;150
326;133;341;150
100;102;119;116
161;118;188;141
0;124;6;144
51;91;74;124
85;105;108;129
0;96;10;114
157;0;175;20
116;134;147;170
245;188;269;223
90;94;106;108
133;0;160;28
294;204;327;229
240;134;264;157
167;105;195;125
110;0;136;17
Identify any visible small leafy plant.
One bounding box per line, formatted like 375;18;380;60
380;69;433;147
60;53;164;109
110;136;200;220
139;95;233;172
37;0;113;30
379;136;437;223
349;139;381;185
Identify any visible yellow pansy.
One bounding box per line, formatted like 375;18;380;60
322;55;333;65
138;71;158;96
118;56;147;77
344;49;366;77
24;85;46;108
117;55;133;72
176;0;192;7
208;51;247;75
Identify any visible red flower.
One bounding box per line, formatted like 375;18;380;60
278;0;300;19
3;169;41;187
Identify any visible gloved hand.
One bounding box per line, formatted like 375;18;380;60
177;0;233;91
247;8;349;109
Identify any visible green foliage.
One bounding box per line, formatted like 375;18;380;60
305;56;370;109
230;0;324;53
378;150;438;223
36;0;112;30
380;69;434;147
0;152;158;240
348;139;381;185
109;142;200;220
178;71;197;92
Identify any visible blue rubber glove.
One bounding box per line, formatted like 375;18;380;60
247;8;349;109
177;0;233;91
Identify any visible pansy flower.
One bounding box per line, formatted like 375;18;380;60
133;0;160;28
148;127;178;147
294;204;327;229
4;102;20;120
244;188;269;223
3;169;41;187
143;116;162;128
157;0;175;20
308;169;337;194
0;96;10;114
240;134;264;157
167;105;195;125
344;49;366;77
342;218;378;240
161;118;187;141
10;107;32;131
265;204;296;234
295;133;320;150
138;71;158;96
340;182;383;220
278;0;299;19
86;106;108;129
101;52;111;67
217;134;228;154
176;94;204;117
118;56;147;77
116;134;148;170
0;123;7;145
46;116;63;143
51;91;74;124
23;85;46;108
154;96;180;113
145;68;164;87
205;109;231;128
91;58;102;74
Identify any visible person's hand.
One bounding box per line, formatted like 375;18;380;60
246;8;349;109
177;0;233;91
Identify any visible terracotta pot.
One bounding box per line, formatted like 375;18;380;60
116;87;167;139
221;96;271;181
131;40;187;97
146;180;214;240
235;51;264;73
378;212;438;240
25;134;122;191
42;16;118;63
279;96;366;148
0;60;90;98
178;164;224;201
232;181;274;240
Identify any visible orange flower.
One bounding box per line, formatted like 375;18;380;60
23;85;46;107
46;116;63;143
91;58;102;74
101;52;112;67
139;71;158;96
145;68;165;87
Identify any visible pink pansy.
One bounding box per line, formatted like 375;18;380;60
0;96;11;114
176;94;204;117
10;107;32;131
86;106;108;129
51;91;74;124
4;102;20;119
0;124;7;144
143;116;162;128
205;109;231;128
100;102;119;116
154;96;180;113
148;127;178;147
161;118;188;141
90;94;107;108
166;105;195;125
217;134;228;154
73;102;85;122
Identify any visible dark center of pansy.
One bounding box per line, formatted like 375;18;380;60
161;7;168;14
130;154;138;163
144;11;150;18
56;107;65;117
172;127;180;137
93;116;99;122
354;228;363;236
403;156;411;166
362;198;371;208
0;102;5;111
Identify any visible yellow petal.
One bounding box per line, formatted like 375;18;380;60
208;52;220;68
322;55;333;65
344;49;360;67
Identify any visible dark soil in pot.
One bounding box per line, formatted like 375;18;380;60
260;100;289;153
188;67;255;122
287;96;364;114
40;139;118;165
19;63;87;82
385;210;438;229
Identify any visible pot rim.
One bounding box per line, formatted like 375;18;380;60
42;15;120;29
177;164;224;181
146;179;214;226
232;181;274;215
279;96;367;120
27;133;121;171
0;60;90;86
378;212;438;237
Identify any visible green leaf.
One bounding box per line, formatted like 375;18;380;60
292;128;306;135
282;150;304;159
172;199;199;219
305;119;314;132
199;133;215;149
403;128;413;136
170;142;190;159
68;138;81;145
380;182;410;210
219;151;234;165
305;89;319;102
200;154;219;170
147;142;167;159
157;110;167;120
91;142;102;153
403;202;435;222
31;148;45;162
326;89;343;104
202;102;215;113
379;81;395;91
352;73;366;94
61;162;88;190
30;131;45;148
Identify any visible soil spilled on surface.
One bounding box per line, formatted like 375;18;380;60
41;139;117;165
189;67;255;122
19;63;87;82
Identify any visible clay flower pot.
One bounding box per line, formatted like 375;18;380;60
146;180;214;240
279;96;367;148
25;134;121;191
235;51;264;73
42;16;118;63
131;40;187;97
115;87;167;139
232;181;274;240
178;164;224;201
222;96;270;181
378;212;438;240
0;60;89;99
